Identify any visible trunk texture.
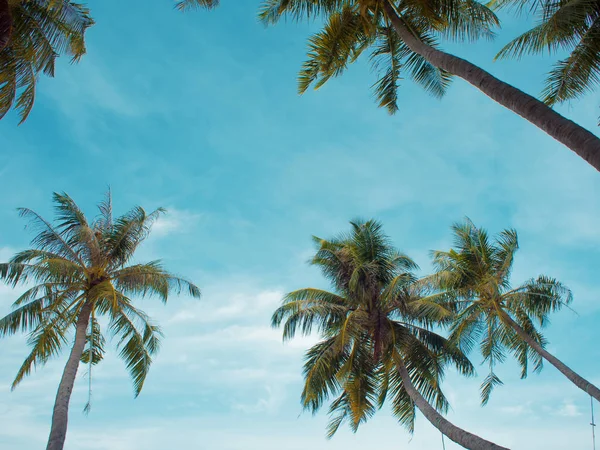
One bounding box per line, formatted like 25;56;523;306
382;1;600;172
0;0;12;51
500;310;600;402
46;302;93;450
397;359;509;450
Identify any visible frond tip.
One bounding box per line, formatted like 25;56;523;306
175;0;219;11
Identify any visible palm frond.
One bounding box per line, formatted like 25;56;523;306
112;261;201;302
370;25;403;113
258;0;346;24
175;0;219;11
298;6;368;94
480;371;503;405
11;304;76;388
273;288;348;340
109;306;163;397
106;207;165;269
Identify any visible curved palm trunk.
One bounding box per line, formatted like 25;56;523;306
0;0;12;51
381;1;600;172
499;310;600;402
397;359;509;450
46;302;93;450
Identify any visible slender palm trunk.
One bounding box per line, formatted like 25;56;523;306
381;1;600;172
46;302;93;450
499;310;600;403
0;0;12;51
397;359;509;450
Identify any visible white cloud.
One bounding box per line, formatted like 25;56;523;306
167;289;282;325
231;385;287;414
151;207;204;238
557;400;583;417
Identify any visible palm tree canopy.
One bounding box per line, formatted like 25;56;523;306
0;0;93;123
272;219;473;436
0;192;201;396
186;0;498;113
494;0;600;110
430;218;573;404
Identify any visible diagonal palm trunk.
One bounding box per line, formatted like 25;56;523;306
46;301;93;450
381;0;600;172
499;309;600;403
0;0;12;51
396;359;509;450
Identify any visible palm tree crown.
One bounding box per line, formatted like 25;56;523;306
0;191;201;395
430;219;573;403
257;0;498;113
272;220;474;436
0;0;93;123
187;0;498;113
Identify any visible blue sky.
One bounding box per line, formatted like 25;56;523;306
1;1;599;449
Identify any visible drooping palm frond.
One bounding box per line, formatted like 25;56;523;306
0;0;93;123
109;304;163;397
80;317;105;365
11;304;76;389
175;0;220;11
258;0;347;24
298;6;370;94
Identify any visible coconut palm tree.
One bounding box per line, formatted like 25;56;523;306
0;192;201;450
184;0;600;171
493;0;600;122
272;219;508;450
0;0;93;123
430;219;600;404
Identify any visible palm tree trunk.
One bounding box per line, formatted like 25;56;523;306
46;301;93;450
381;1;600;172
396;359;509;450
499;310;600;403
0;0;12;51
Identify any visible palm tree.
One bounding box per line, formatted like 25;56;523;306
0;0;93;123
0;192;201;450
430;219;600;404
493;0;600;122
185;0;600;171
272;219;508;450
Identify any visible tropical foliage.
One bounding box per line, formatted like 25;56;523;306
186;0;600;172
185;0;499;113
272;219;507;450
0;192;201;450
494;0;600;113
258;0;501;114
0;0;93;123
429;219;600;403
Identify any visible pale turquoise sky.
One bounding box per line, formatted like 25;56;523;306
0;1;599;449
